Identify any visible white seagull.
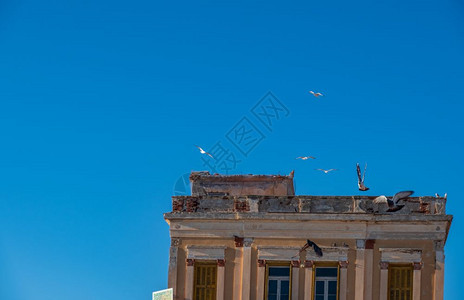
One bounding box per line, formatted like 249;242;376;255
194;145;214;158
316;168;337;174
296;156;316;160
309;91;323;97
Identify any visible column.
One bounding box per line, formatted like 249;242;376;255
339;261;349;300
185;258;195;300
355;240;366;300
379;262;389;300
256;260;266;300
434;241;445;300
241;238;253;300
413;262;422;300
364;240;374;300
217;259;226;300
168;238;180;299
304;261;314;300
291;260;300;300
233;237;243;300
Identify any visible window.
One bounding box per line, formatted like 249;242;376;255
388;265;413;300
267;265;290;300
194;262;217;300
314;267;338;300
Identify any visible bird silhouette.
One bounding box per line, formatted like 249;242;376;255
374;191;414;212
296;239;323;257
357;163;369;191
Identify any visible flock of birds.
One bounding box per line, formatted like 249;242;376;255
194;90;447;258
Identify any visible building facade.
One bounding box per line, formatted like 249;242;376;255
164;172;452;300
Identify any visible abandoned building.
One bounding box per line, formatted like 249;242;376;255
164;171;452;300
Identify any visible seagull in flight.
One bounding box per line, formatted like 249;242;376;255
309;91;323;97
296;239;323;257
194;145;214;158
356;163;369;191
316;168;337;174
374;191;414;212
296;156;316;160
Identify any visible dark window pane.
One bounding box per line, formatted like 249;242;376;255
328;280;337;294
281;280;290;295
316;296;324;300
328;296;337;300
316;267;338;277
268;280;277;293
267;295;277;300
315;281;325;294
269;267;290;277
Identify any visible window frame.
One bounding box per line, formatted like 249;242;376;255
193;260;218;300
312;262;340;300
264;261;292;300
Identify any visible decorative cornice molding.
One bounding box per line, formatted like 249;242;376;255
339;261;349;269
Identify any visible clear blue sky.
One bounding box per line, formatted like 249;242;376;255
0;0;463;299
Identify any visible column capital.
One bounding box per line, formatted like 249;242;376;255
291;260;300;268
339;260;349;269
243;238;253;247
365;239;375;249
186;258;195;266
304;260;314;268
234;236;244;247
379;261;389;270
434;240;445;252
413;262;422;270
217;259;225;267
171;237;181;247
258;259;266;267
356;239;366;249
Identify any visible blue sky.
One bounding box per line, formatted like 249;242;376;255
0;0;463;299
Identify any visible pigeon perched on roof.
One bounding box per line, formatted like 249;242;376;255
374;191;414;212
357;163;369;191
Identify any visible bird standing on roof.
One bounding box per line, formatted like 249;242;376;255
374;191;414;212
356;163;369;191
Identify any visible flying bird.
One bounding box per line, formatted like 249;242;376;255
194;145;214;158
297;239;323;257
296;156;316;160
316;168;337;174
374;191;414;212
309;91;323;97
356;163;369;191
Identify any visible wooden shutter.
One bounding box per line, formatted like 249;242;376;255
388;265;413;300
194;263;217;300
